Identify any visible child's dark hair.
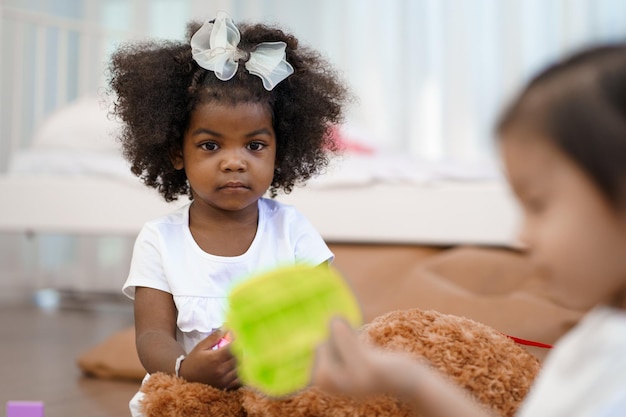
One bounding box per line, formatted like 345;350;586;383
108;19;350;201
497;44;626;207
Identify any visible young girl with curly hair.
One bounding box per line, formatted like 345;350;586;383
313;44;626;417
109;11;349;416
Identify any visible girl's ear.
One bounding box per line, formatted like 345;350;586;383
169;146;184;170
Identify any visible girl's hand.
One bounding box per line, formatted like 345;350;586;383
311;318;402;398
178;329;241;389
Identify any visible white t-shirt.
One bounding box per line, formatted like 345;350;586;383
122;197;334;353
517;306;626;417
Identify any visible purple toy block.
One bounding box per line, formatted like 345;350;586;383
6;401;44;417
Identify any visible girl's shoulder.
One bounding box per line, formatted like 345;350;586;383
259;197;295;215
258;197;310;225
140;202;191;232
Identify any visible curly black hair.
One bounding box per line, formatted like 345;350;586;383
108;18;351;202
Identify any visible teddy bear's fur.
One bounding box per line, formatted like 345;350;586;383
139;308;542;417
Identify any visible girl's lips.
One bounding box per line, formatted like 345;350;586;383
220;182;249;190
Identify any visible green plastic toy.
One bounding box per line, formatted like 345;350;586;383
226;264;362;397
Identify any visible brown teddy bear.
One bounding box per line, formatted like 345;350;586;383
142;309;540;417
138;308;541;417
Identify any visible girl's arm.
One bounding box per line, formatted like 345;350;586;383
312;319;498;417
134;286;240;388
134;286;185;375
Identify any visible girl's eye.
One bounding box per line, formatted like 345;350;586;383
247;141;266;151
200;142;219;151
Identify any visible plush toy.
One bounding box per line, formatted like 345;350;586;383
139;308;541;417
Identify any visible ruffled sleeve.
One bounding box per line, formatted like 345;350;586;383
173;295;231;352
122;223;170;299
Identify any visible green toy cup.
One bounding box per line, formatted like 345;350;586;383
226;264;362;397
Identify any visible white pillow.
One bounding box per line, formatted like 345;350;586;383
31;96;123;154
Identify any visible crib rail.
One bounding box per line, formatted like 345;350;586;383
0;5;132;172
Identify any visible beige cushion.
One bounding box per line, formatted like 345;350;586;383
333;244;585;360
77;326;145;380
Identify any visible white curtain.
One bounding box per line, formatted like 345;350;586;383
188;0;626;162
3;0;626;167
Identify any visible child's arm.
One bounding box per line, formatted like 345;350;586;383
134;286;239;389
312;319;498;417
134;286;186;375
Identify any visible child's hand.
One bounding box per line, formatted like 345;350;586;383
311;318;409;398
178;329;240;389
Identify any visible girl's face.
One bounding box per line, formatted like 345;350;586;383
173;101;277;215
501;130;626;311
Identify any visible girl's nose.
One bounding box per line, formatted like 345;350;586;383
220;151;246;171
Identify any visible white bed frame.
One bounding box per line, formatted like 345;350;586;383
0;174;521;247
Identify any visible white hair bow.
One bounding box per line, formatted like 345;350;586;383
190;11;294;91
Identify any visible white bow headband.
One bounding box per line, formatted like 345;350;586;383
190;11;294;91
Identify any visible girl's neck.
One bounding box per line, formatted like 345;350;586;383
189;199;259;223
188;200;259;256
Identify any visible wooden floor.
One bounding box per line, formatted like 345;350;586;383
1;296;141;417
